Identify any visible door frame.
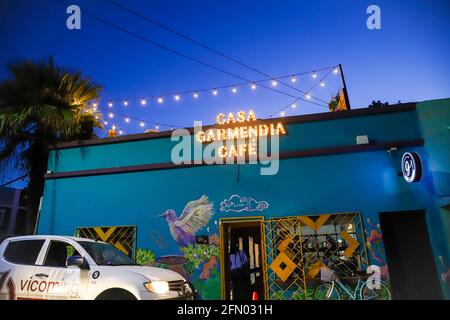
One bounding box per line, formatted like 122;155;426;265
219;216;265;300
379;209;443;299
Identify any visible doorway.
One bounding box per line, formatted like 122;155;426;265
220;219;265;300
379;210;443;299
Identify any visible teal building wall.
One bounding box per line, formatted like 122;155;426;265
37;101;450;299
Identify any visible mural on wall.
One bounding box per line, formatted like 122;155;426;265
149;228;169;249
152;194;221;299
365;218;389;280
220;194;269;213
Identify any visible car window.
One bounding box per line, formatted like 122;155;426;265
3;239;45;265
44;241;81;268
77;241;138;266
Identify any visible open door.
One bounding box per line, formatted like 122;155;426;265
220;219;265;300
379;210;443;299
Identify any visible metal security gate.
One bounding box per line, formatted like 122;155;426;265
262;213;369;300
76;225;137;258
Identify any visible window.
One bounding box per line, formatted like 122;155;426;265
44;241;81;268
4;240;45;265
77;241;137;266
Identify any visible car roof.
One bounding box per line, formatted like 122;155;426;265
3;235;104;243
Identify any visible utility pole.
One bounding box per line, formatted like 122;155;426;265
338;64;351;110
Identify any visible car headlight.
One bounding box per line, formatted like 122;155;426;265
144;281;169;294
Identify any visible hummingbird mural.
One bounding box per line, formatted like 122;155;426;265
157;195;214;247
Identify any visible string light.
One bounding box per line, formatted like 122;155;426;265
99;65;338;107
119;130;123;135
96;64;339;134
104;121;108;125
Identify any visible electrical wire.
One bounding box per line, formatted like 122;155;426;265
104;0;330;105
55;0;327;108
266;69;334;118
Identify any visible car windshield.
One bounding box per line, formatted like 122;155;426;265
77;241;138;266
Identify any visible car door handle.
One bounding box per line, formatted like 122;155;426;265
35;273;49;278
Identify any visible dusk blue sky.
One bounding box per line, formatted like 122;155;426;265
0;0;449;134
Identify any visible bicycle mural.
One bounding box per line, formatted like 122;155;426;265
262;212;391;300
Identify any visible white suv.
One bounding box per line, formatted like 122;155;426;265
0;235;195;300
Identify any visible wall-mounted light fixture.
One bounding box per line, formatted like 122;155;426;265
356;135;369;145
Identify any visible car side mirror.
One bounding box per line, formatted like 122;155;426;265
66;255;89;270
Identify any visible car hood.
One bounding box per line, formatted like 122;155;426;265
98;265;185;282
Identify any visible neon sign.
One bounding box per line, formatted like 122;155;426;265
401;152;422;183
195;111;287;158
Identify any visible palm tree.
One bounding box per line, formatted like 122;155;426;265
0;57;103;234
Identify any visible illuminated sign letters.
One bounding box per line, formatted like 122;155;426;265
195;110;287;158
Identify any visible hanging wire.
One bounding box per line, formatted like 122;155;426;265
55;0;329;108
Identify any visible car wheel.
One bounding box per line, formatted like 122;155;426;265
96;289;137;300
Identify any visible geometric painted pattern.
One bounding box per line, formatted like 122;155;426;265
262;213;369;300
76;225;137;258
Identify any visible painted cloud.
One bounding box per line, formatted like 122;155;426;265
220;194;269;213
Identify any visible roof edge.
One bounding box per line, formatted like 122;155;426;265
51;102;416;150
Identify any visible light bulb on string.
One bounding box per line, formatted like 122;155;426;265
140;122;145;128
155;124;160;130
280;112;285;116
333;67;339;74
157;96;164;104
305;93;311;99
291;75;297;83
125;118;130;123
271;80;278;87
108;113;114;118
231;86;237;93
119;130;123;135
193;92;199;99
251;83;257;90
104;121;108;125
320;81;325;87
123;100;129;106
291;104;296;109
174;94;181;101
108;101;113;107
212;89;218;96
140;98;147;106
312;72;317;79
